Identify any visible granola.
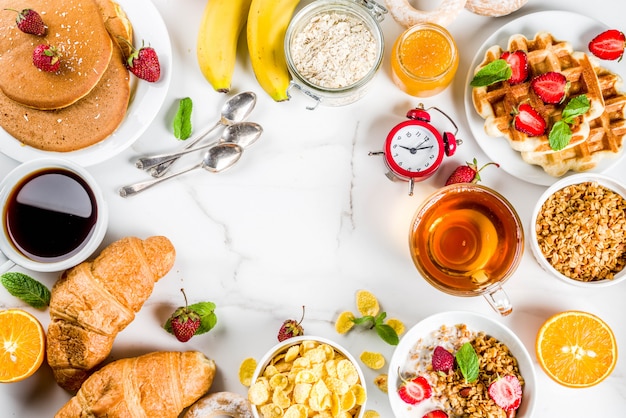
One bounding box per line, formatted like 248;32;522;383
398;324;524;418
535;181;626;281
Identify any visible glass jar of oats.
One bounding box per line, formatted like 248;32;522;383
284;0;386;108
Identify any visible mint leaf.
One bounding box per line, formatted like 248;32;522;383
350;312;398;345
561;94;590;123
456;342;479;383
173;97;193;140
470;60;512;87
375;323;399;345
1;272;50;309
549;120;573;150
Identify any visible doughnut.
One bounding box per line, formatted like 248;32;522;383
184;392;254;418
384;0;468;28
465;0;528;16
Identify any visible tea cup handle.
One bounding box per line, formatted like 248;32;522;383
0;251;16;274
483;286;513;316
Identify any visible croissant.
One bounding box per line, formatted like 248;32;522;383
47;236;176;392
55;351;216;417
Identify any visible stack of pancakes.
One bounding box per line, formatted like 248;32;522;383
472;32;626;177
0;0;133;152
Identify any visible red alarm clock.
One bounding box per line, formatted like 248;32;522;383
371;104;462;195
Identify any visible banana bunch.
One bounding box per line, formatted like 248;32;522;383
196;0;300;101
247;0;300;102
197;0;253;93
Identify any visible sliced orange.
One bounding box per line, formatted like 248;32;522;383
536;310;617;388
0;309;46;383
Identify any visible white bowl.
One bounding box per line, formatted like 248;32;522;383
529;173;626;288
249;336;366;418
388;311;536;418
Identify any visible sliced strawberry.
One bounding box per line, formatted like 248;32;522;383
423;411;448;418
398;376;432;405
514;103;546;136
531;71;568;104
501;50;528;84
589;29;626;61
488;375;522;411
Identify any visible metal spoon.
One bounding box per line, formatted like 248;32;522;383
135;122;262;171
149;91;256;177
119;143;243;198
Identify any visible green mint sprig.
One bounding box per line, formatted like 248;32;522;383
1;272;51;309
549;94;591;151
164;301;217;335
351;311;399;346
470;59;512;87
456;342;480;383
173;97;193;140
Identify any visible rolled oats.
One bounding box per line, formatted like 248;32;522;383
535;181;626;281
290;11;377;89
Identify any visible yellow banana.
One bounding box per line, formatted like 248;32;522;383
247;0;300;102
197;0;253;93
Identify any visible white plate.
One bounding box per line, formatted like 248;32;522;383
0;0;172;167
388;311;536;418
464;10;624;186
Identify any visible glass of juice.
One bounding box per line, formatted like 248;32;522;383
409;184;524;315
391;22;459;97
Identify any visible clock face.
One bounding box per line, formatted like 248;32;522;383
384;120;444;179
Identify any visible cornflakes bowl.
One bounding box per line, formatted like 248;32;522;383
249;336;366;418
530;173;626;288
388;311;536;418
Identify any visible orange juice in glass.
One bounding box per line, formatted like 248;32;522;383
391;23;459;97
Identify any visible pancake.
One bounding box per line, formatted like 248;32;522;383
95;0;134;57
0;45;130;152
0;0;113;110
0;0;133;152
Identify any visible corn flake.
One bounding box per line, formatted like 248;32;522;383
238;357;257;387
385;317;406;336
355;290;379;316
359;351;385;370
363;410;380;418
373;374;388;393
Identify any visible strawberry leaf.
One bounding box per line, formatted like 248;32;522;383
470;59;512;87
164;301;217;335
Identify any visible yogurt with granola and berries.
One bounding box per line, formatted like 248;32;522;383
393;323;525;418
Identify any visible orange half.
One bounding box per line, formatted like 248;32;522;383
536;311;617;388
0;309;46;383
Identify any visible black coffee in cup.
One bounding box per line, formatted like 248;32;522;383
3;168;98;262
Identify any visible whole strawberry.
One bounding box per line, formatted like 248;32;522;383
445;158;500;186
5;8;47;36
169;289;201;342
125;40;161;82
431;346;455;373
32;44;61;72
277;306;305;342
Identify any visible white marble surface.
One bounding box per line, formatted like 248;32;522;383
1;0;625;416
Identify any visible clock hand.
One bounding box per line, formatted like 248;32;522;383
415;145;434;151
398;145;418;154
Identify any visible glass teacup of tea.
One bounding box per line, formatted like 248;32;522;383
409;183;524;315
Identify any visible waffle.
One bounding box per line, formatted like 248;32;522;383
472;32;605;154
521;65;626;176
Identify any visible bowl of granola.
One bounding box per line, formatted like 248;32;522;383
530;173;626;287
388;311;536;418
248;336;367;418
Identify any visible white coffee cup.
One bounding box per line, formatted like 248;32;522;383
0;158;108;273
